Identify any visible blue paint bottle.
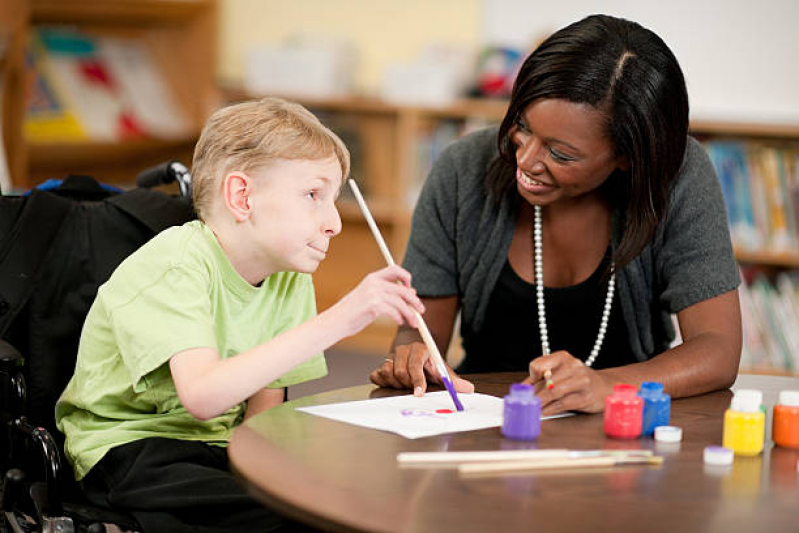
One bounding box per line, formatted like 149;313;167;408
502;384;541;440
639;382;671;437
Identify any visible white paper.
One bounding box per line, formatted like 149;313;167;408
297;391;573;439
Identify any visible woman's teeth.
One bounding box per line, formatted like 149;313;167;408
521;173;541;186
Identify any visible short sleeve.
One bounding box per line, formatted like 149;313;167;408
265;274;328;387
402;145;460;297
657;138;741;312
107;265;217;393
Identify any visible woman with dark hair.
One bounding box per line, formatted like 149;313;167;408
370;14;741;415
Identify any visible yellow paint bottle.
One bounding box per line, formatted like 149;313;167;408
723;389;765;456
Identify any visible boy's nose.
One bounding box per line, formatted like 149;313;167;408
324;205;342;237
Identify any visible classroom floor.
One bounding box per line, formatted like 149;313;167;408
287;346;382;400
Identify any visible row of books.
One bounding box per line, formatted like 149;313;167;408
408;117;495;207
739;270;799;373
25;27;191;143
705;140;799;252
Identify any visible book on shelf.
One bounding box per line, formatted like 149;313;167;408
705;139;799;254
408;117;499;208
24;28;191;144
739;269;799;373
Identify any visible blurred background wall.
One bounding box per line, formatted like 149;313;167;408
219;0;799;123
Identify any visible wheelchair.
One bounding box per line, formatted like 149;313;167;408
1;162;194;533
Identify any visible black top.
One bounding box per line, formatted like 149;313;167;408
458;254;635;373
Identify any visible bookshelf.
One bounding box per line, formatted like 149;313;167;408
227;90;799;374
0;0;218;190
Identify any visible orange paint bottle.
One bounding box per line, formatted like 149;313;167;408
772;390;799;449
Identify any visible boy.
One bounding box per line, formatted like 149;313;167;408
55;97;424;532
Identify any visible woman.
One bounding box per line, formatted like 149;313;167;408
370;14;741;415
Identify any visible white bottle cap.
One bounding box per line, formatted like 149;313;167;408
777;390;799;407
654;425;683;443
704;445;734;466
730;389;763;413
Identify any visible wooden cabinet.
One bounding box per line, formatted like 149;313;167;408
0;0;218;190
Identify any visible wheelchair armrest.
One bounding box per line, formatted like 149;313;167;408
13;417;63;517
0;338;26;417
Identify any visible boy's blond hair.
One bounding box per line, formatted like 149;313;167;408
191;97;351;221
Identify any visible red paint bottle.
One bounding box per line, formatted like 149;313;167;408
604;384;643;439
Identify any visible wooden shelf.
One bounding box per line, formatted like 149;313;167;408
29;136;199;167
734;248;799;269
223;88;509;122
0;0;218;190
690;120;799;139
31;0;211;25
739;368;798;377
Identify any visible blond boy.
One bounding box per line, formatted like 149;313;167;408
56;98;423;532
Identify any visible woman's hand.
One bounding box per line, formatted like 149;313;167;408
524;350;615;415
370;341;474;396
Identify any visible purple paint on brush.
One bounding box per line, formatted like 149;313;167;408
441;376;465;411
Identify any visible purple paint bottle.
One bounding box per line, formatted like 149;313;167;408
502;384;541;440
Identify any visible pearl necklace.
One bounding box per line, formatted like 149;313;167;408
533;205;615;367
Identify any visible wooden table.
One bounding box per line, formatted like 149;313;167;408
229;373;799;533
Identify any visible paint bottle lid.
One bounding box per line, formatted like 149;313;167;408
777;390;799;407
506;383;536;403
654;425;682;443
730;389;762;413
704;445;734;466
639;381;664;395
612;383;638;396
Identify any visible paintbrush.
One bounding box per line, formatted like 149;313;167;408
458;455;664;476
348;179;464;411
397;449;653;468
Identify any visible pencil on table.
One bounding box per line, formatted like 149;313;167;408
347;179;464;411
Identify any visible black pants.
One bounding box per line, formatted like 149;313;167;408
82;437;304;533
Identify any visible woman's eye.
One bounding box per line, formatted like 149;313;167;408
306;191;316;200
514;116;529;133
549;148;575;163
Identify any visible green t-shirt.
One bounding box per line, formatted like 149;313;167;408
56;220;327;480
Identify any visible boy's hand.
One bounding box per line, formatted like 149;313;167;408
370;341;475;395
330;265;425;338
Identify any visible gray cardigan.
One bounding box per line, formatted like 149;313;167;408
403;127;740;362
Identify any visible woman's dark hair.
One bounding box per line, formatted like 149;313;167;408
487;14;689;269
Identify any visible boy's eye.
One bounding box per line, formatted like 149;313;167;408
306;191;316;200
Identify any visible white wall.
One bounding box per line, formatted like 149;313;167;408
482;0;799;124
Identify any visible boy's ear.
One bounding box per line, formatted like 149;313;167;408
223;171;251;222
